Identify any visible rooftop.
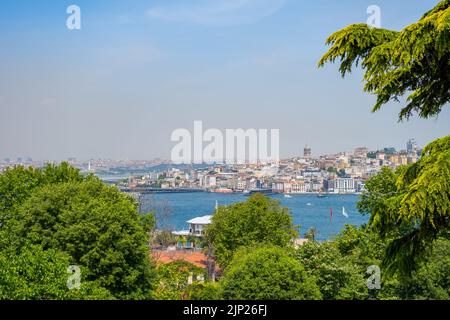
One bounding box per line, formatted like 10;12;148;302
187;215;212;225
154;251;220;271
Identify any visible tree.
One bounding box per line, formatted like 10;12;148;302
0;164;156;299
319;0;450;120
220;246;321;300
398;237;450;300
11;180;156;299
327;167;337;173
358;136;450;277
296;240;368;300
187;282;222;300
205;193;298;268
305;227;318;242
154;261;207;300
319;0;450;278
0;244;112;300
337;169;347;178
332;225;450;300
0;163;88;223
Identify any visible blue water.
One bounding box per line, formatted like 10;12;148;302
141;193;368;241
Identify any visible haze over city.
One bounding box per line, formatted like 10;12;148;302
1;0;449;161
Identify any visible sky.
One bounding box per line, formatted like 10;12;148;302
0;0;449;161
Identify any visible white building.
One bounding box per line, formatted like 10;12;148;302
187;215;212;237
327;178;356;193
172;215;213;250
172;215;212;238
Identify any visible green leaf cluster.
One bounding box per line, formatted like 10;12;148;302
205;193;298;268
319;0;450;120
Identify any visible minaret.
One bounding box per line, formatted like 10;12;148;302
304;145;312;159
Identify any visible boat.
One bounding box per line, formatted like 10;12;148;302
284;194;292;198
317;192;327;198
306;203;312;206
211;188;234;194
243;188;275;196
342;207;349;218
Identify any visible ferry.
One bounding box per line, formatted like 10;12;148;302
210;188;234;194
243;188;275;196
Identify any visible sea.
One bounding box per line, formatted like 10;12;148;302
139;193;369;241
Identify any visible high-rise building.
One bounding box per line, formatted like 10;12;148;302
304;145;312;158
407;139;418;155
354;147;368;157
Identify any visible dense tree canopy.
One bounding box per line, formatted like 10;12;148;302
296;240;367;299
320;0;450;280
319;0;450;120
0;244;112;300
220;246;321;300
358;135;450;277
205;193;298;268
0;163;156;299
154;261;208;300
302;225;450;300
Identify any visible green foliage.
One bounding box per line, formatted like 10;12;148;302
320;0;450;282
0;244;113;300
332;225;450;300
304;227;318;242
205;194;298;268
220;246;321;300
359;136;450;277
0;162;87;219
0;164;156;300
13;181;155;299
398;237;450;299
319;0;450;120
296;240;367;299
357;166;400;217
337;168;347;178
153;230;178;248
140;212;157;234
154;261;207;300
332;225;399;300
187;282;222;300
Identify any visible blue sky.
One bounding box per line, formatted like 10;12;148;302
0;0;448;160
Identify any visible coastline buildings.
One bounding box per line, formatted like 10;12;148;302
0;139;421;195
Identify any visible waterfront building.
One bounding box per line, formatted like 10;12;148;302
291;181;307;193
327;178;356;194
172;215;212;250
271;181;285;193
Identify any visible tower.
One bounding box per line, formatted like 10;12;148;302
304;145;312;159
406;139;418;155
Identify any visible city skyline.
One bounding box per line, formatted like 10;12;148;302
1;138;424;163
1;0;449;161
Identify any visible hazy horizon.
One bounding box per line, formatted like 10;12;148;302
1;0;449;161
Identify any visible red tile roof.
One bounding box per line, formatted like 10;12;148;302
154;251;210;269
